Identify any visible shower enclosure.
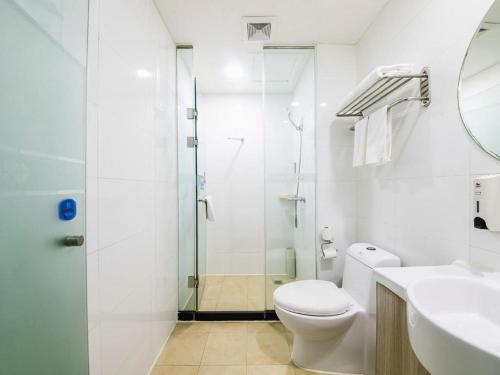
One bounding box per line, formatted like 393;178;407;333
177;46;316;318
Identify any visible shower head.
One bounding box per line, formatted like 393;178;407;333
286;108;303;132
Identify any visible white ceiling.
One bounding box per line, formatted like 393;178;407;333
154;0;389;94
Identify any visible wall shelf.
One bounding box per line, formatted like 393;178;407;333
279;194;306;202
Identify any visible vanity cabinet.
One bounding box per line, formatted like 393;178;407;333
375;283;430;375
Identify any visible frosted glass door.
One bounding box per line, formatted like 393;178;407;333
0;1;89;374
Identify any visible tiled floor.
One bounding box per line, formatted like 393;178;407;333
152;322;319;375
199;275;295;311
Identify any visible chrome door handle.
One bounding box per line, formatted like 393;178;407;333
63;235;85;247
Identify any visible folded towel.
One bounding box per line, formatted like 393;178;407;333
353;117;368;167
365;105;392;165
339;64;415;111
204;195;216;222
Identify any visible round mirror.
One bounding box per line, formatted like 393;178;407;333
459;1;500;160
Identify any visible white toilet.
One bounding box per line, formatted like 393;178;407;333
274;243;400;374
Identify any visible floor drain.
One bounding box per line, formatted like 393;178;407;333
273;280;284;285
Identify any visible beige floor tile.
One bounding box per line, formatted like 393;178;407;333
246;322;285;334
225;275;248;286
266;282;281;309
247;332;291;365
198;365;246;375
157;333;208;365
205;275;225;285
217;296;248;311
202;333;247;365
210;322;247;334
199;298;218;311
285;331;294;350
203;285;222;299
293;367;326;374
247;365;295;375
151;366;199;375
248;294;265;305
173;323;212;335
246;275;265;286
247;285;265;300
200;274;270;311
220;283;247;298
247;287;264;299
247;298;265;311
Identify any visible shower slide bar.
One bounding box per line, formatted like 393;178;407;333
336;67;431;118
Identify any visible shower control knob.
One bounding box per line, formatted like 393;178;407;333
63;235;85;247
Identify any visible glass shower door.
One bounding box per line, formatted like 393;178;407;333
263;47;317;310
194;79;208;310
0;1;89;373
177;47;198;311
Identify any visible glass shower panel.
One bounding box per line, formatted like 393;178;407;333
0;1;89;373
177;47;197;311
263;47;317;310
195;79;208;310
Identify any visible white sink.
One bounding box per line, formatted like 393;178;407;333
406;276;500;375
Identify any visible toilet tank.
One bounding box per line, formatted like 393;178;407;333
342;243;400;314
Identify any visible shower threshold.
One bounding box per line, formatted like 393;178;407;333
178;310;279;321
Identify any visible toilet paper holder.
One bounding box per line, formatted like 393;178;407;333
320;239;333;252
320;227;337;258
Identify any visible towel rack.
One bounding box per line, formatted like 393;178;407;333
336;67;431;118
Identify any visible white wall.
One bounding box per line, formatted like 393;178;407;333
355;0;500;269
315;44;357;283
86;0;178;374
201;94;265;275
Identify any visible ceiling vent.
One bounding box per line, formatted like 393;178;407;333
242;17;277;42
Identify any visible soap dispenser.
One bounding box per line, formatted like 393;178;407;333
473;175;500;231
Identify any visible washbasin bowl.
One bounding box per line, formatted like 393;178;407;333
406;276;500;375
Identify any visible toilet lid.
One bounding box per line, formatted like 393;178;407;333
274;280;350;316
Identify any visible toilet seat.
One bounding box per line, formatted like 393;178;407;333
274;280;350;316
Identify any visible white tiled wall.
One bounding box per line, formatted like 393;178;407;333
201;94;266;275
315;44;357;283
355;0;500;268
86;0;178;374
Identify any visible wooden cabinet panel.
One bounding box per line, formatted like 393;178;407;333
376;283;430;375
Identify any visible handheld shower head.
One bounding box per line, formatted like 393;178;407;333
286;108;303;132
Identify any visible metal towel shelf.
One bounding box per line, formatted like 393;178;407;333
336;67;431;118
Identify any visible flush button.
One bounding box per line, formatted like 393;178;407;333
366;246;376;251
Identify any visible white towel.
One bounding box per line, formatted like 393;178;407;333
353;117;368;167
365;106;392;165
339;64;415;111
204;195;216;222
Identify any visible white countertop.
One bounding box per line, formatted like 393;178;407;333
374;261;480;300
